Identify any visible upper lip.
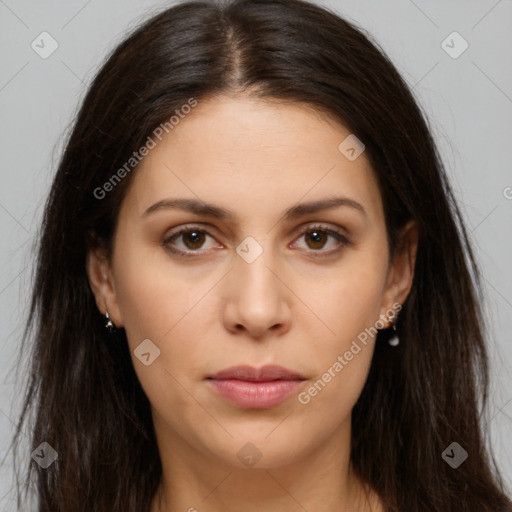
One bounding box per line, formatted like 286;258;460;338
207;365;306;382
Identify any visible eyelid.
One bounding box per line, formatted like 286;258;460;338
162;222;352;258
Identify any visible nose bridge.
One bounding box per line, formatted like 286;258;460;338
223;233;291;337
234;233;281;303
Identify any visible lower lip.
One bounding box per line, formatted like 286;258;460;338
207;378;305;408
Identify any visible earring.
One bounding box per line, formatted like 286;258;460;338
388;318;399;347
105;309;116;334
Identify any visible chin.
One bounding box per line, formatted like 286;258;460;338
201;429;313;470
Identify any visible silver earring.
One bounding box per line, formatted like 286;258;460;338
388;320;399;347
105;310;115;334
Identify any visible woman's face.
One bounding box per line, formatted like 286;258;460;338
88;95;416;470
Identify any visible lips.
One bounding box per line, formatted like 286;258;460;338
208;364;306;382
206;365;307;408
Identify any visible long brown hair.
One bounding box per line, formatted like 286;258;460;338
10;0;512;510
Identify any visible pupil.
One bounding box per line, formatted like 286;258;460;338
186;231;203;248
308;230;326;249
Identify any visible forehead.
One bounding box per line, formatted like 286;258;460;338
121;95;383;224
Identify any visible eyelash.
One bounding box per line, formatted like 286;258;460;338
162;224;352;259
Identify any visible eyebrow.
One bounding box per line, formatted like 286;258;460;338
141;196;367;221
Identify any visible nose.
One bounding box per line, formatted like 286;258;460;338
221;244;292;340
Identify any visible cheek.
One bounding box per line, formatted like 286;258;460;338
112;236;200;346
295;298;380;435
296;251;386;411
310;252;387;349
112;243;206;417
295;350;373;447
112;238;215;397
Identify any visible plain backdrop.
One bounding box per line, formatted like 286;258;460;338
1;0;511;508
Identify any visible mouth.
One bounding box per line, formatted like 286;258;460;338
206;365;307;409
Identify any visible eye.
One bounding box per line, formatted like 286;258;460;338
163;225;221;257
162;223;352;258
291;224;352;258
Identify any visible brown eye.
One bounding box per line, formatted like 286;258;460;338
163;226;220;257
162;223;352;259
304;229;329;250
181;230;206;250
292;224;352;258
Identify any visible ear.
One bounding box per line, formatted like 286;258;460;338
85;245;124;328
379;220;418;326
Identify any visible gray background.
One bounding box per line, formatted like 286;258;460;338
1;0;511;508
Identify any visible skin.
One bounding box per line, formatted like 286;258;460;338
87;95;418;512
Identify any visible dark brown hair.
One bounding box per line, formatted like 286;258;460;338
10;0;512;510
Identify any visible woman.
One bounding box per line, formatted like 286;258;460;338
11;0;512;510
